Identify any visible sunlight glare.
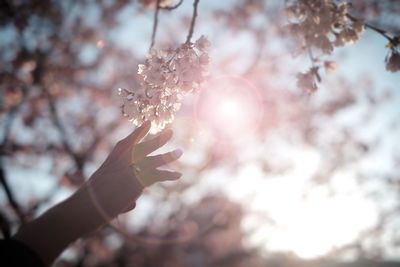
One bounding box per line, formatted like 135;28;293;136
194;75;263;141
218;99;242;119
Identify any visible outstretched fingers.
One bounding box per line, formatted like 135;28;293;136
102;121;151;167
136;149;183;170
120;121;151;149
132;129;173;162
124;127;184;187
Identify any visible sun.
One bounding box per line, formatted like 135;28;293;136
194;75;263;141
218;99;242;119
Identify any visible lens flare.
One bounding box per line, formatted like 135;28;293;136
194;75;263;142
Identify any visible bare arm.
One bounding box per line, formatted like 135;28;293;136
13;121;182;266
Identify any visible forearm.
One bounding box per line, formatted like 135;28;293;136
13;187;107;266
13;168;144;266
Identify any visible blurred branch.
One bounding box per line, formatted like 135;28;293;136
1;87;28;149
160;0;184;11
44;86;123;180
185;0;200;44
43;88;86;178
43;87;89;188
149;0;162;50
0;210;11;239
346;14;395;43
243;29;267;76
0;163;26;224
0;87;28;225
85;119;121;161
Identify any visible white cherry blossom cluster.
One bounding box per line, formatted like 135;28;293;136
118;36;210;132
286;0;366;93
286;0;364;54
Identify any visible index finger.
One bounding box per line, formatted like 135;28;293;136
120;121;151;149
132;129;173;162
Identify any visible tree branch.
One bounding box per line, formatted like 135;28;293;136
0;162;25;224
44;88;85;175
0;87;28;225
149;0;162;50
185;0;200;44
346;14;395;43
0;210;11;239
1;87;28;149
243;30;267;76
160;0;184;11
85;120;121;162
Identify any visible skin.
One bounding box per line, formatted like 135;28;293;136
13;121;183;266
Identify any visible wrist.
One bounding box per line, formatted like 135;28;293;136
67;185;108;231
83;167;144;218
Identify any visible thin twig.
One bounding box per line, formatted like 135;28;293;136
85;120;121;161
0;162;25;224
160;0;184;11
45;91;74;156
149;0;162;50
1;87;28;146
346;14;393;42
185;0;200;44
44;88;85;173
0;210;11;239
307;46;316;67
243;30;266;76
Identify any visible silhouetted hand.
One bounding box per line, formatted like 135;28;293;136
82;121;183;219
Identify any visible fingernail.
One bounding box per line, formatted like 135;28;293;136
173;149;183;158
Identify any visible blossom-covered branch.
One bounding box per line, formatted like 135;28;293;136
120;0;209;132
285;0;400;93
119;36;210;131
346;13;400;72
346;14;392;42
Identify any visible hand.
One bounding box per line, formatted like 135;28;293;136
81;121;183;220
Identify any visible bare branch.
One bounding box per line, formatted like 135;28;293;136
149;0;162;50
44;88;86;176
346;14;394;43
0;87;28;225
1;87;28;146
243;30;267;76
160;0;184;11
85;120;121;161
185;0;200;44
0;210;11;239
0;162;26;224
